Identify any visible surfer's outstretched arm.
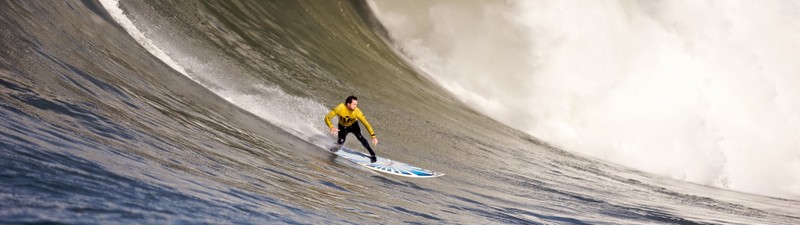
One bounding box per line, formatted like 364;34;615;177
357;114;378;146
324;108;338;134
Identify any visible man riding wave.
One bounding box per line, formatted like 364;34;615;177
324;96;379;163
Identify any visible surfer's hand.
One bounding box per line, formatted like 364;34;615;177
330;127;338;135
372;137;378;146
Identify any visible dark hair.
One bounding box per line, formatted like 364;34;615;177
345;95;358;104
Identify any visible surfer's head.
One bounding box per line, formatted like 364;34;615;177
345;95;358;111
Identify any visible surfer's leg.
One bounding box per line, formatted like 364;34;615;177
336;124;348;144
358;136;376;163
356;134;375;156
330;124;348;152
351;122;376;161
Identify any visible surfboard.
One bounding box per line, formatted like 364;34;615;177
332;146;444;178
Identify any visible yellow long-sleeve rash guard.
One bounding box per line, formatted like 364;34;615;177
324;103;376;137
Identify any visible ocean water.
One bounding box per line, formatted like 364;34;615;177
1;0;798;224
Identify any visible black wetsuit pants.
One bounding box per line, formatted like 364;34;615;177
337;121;375;158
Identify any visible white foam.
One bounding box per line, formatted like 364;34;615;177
216;85;328;139
99;0;188;75
369;0;800;199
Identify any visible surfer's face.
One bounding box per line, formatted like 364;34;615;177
346;100;358;111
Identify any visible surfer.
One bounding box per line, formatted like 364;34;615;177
324;96;379;163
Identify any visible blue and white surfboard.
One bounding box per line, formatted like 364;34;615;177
334;147;444;178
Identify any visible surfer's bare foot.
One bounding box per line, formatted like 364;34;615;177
369;156;377;163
